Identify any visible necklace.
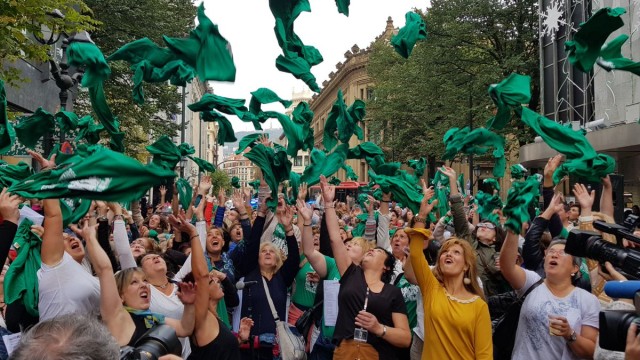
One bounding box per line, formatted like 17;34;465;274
152;282;170;289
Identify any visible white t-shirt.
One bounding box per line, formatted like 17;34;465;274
37;252;100;321
512;269;600;360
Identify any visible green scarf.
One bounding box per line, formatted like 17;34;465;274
0;79;16;154
474;191;502;224
299;144;349;187
14;107;56;149
9;146;176;202
4;219;42;316
0;161;33;190
503;176;540;233
176;178;193;211
565;7;626;72
391;11;427;59
163;4;236;82
323;89;366;151
408;158;427;177
231;176;241;189
269;0;322;92
486;73;531;130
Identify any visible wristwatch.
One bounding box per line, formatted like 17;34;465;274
566;330;577;344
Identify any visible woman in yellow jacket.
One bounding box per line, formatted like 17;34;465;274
406;182;493;360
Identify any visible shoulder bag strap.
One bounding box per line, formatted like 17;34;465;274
261;277;280;321
521;278;544;299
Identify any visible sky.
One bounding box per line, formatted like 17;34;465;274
201;0;430;131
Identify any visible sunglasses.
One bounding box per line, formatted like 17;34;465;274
477;223;496;230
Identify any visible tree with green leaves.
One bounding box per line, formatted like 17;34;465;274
74;0;196;158
0;0;98;85
210;170;231;194
367;0;539;169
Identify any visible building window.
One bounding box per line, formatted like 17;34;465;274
367;88;374;100
304;156;309;166
294;156;303;166
360;88;364;99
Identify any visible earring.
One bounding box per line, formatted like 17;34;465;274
463;277;471;285
571;273;575;277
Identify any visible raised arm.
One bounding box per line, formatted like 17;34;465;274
544;155;565;237
407;180;438;291
277;203;301;286
600;175;614;219
321;176;351;276
83;219;134;345
169;213;210;340
441;166;472;242
296;198;327;277
41;199;64;266
377;192;391;249
499;229;526;290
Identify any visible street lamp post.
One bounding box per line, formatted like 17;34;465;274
34;11;93;157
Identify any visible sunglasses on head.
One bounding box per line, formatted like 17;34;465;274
477;223;496;230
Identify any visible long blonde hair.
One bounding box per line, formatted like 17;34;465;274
432;238;485;301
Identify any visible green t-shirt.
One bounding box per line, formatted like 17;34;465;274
395;274;420;330
291;255;318;308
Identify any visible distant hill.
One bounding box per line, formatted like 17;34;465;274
222;128;284;157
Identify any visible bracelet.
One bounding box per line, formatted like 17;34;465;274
579;215;593;223
197;218;205;222
381;198;391;202
379;325;387;338
190;234;199;241
324;204;335;209
303;223;312;226
414;216;427;224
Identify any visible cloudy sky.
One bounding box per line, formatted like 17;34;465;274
201;0;429;130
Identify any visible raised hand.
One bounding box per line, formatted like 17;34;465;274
198;175;212;195
421;179;435;202
177;281;197;305
26;149;56;170
277;200;294;228
296;199;313;223
544;155;563;187
365;195;375;214
440;166;456;181
0;188;21;224
218;188;226;207
159;185;167;197
572;183;595;213
168;212;197;237
319;175;335;203
231;189;244;210
298;183;308;201
257;134;271;148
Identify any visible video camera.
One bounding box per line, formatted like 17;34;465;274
565;214;640;352
565;214;640;279
120;325;182;360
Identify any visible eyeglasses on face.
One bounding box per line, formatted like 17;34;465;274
477;223;496;230
546;249;568;257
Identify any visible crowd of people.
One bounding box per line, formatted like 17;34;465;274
1;149;640;360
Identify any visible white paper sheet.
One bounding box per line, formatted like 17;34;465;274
323;280;340;327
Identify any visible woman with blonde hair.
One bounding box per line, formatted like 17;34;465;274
407;181;492;360
233;197;300;360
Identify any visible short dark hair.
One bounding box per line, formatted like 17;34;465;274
11;314;119;360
